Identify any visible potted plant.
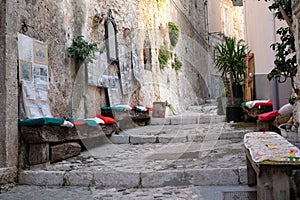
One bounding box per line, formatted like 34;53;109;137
214;36;248;122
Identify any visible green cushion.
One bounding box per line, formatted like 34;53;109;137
18;118;64;126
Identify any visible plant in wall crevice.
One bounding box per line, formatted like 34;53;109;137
156;0;166;9
158;47;171;70
172;54;182;71
168;22;180;49
166;100;176;115
68;35;98;64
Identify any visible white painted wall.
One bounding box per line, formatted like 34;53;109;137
244;0;275;75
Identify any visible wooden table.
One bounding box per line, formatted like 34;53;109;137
244;132;300;200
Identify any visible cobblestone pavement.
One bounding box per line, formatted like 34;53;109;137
46;123;255;173
0;185;257;200
0;103;258;199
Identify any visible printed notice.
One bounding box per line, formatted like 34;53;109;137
18;33;33;63
33;39;48;65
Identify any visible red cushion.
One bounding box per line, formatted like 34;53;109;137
258;110;279;121
254;99;273;107
146;106;153;111
97;114;117;124
71;121;86;126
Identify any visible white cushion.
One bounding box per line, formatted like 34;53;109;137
279;103;293;117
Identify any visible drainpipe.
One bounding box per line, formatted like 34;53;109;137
270;10;279;110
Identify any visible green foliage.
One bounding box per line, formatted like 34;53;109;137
68;35;98;64
158;47;171;70
168;22;180;48
171;54;182;71
214;37;248;84
156;0;166;9
166;100;176;115
268;27;297;83
214;37;248;106
267;0;293;21
259;0;298;92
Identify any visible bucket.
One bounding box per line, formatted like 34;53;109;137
278;124;298;140
226;106;243;122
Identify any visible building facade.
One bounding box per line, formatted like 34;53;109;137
0;0;209;184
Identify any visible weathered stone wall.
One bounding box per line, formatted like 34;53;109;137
0;0;208;183
9;0;207;118
219;0;244;39
136;0;208;113
0;0;19;183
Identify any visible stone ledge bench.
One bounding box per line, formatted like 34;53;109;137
244;131;300;200
101;109;150;128
20;124;117;168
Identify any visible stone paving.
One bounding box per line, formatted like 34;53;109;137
0;185;257;200
0;102;259;199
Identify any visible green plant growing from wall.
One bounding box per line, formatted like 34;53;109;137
156;0;166;9
166;100;176;115
172;54;182;71
168;22;180;48
158;47;171;70
68;35;98;64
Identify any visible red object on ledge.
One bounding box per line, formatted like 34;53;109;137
258;110;279;121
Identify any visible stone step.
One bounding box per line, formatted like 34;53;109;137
110;130;250;144
0;185;257;200
18;167;247;188
150;114;225;125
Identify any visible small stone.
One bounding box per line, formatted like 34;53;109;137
162;191;172;195
154;194;163;198
117;188;126;192
122;191;130;195
86;158;95;163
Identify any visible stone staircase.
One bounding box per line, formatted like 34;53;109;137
16;102;258;199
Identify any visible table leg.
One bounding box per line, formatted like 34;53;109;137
246;156;257;186
257;166;291;200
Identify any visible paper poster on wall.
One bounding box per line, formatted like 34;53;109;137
120;60;133;95
23;81;36;100
33;40;48;65
33;64;48;82
19;60;32;81
18;33;33;63
25;100;42;119
21;80;52;119
98;75;119;88
35;83;49;101
18;34;51;119
87;51;109;86
108;87;122;105
131;43;140;83
38;102;52;117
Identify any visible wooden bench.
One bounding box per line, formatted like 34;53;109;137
244;132;300;200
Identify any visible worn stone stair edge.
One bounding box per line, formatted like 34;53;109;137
109;130;252;144
150;115;225;125
18;167;247;188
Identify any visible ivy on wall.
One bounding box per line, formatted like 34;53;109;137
172;54;182;71
68;35;98;64
156;0;166;9
168;22;180;48
158;47;171;70
158;22;182;71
